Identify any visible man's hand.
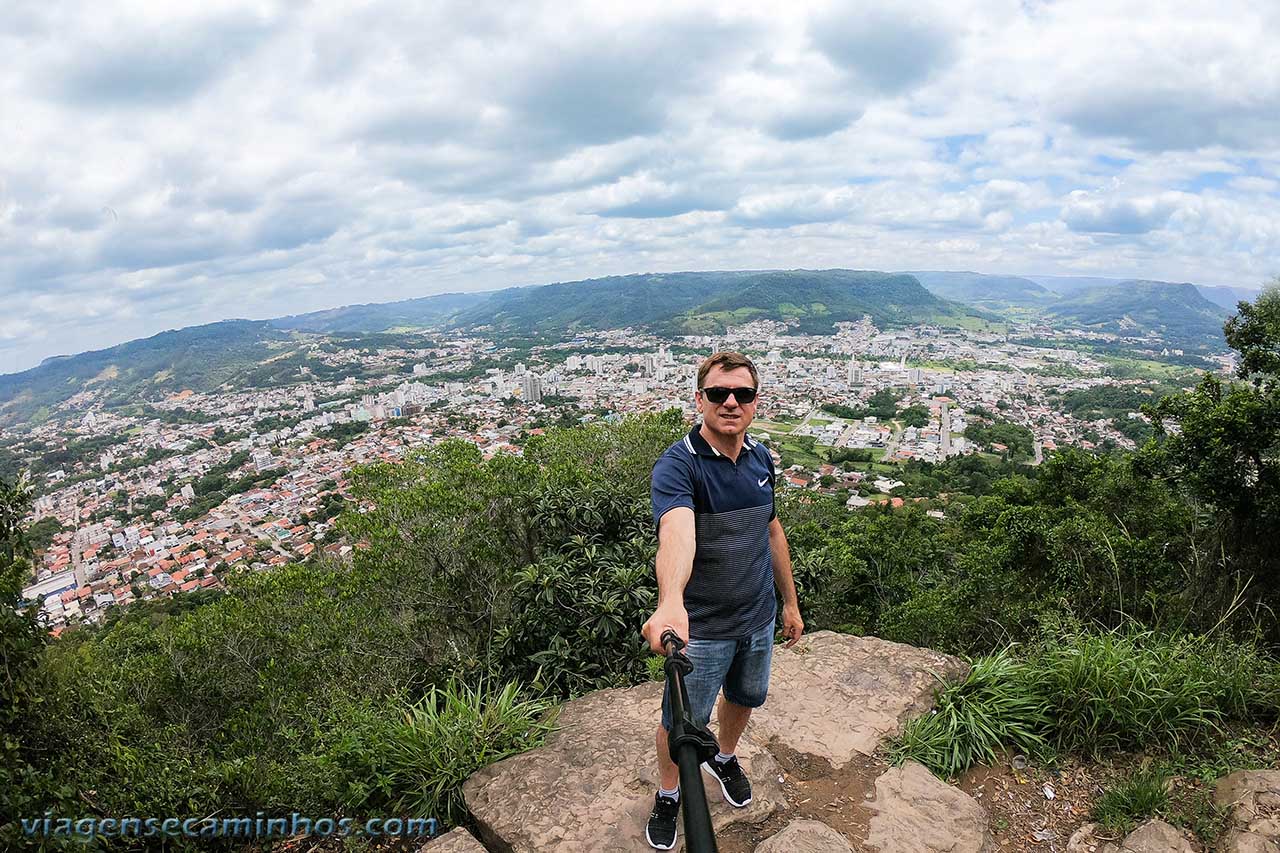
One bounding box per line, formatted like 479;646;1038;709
642;601;689;655
781;602;804;649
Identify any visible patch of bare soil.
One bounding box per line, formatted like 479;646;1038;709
954;749;1109;851
953;749;1215;852
716;739;886;852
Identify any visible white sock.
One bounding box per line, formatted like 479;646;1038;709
659;785;680;801
715;751;735;764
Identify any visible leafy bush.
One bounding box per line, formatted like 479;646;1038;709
890;650;1049;777
0;476;75;848
892;626;1277;778
379;680;557;825
1092;767;1169;833
1027;629;1225;755
646;655;665;682
497;527;657;696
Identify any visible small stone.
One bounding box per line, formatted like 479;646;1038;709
1118;819;1194;852
418;828;487;853
754;819;855;853
864;761;991;853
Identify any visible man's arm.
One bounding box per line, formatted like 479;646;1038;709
641;507;695;654
769;516;804;648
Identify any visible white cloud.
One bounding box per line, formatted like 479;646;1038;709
2;0;1279;372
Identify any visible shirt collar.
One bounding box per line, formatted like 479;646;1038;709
687;425;756;458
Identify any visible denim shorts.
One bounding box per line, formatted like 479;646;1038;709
660;619;775;731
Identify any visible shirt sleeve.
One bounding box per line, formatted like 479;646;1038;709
651;450;695;530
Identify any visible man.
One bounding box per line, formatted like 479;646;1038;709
640;351;804;850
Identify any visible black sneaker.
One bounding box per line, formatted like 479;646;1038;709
645;792;679;850
702;755;752;807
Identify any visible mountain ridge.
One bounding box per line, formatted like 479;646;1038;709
0;267;1244;428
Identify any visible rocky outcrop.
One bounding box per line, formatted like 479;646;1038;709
1118;820;1195;852
864;761;992;853
1220;831;1280;853
461;631;965;852
1065;819;1195;853
454;628;1280;853
1215;771;1280;853
753;819;855;853
462;681;784;852
750;633;968;769
420;828;489;852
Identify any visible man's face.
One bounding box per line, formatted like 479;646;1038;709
696;364;758;438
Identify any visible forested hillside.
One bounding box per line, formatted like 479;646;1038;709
449;269;985;335
908;270;1054;309
1046;281;1227;345
0;321;293;427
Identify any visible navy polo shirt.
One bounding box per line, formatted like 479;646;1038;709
650;425;778;640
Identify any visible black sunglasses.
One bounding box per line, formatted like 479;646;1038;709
700;386;758;405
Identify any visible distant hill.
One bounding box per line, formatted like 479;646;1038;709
1196;284;1265;311
1045;281;1228;345
1027;274;1259;308
448;271;747;334
1;268;1241;430
450;269;986;336
906;271;1053;309
1024;275;1125;297
0;320;293;427
0;270;985;429
271;291;492;333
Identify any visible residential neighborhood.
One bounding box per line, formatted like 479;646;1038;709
13;316;1206;630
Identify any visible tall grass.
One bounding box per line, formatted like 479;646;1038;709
1092;766;1169;833
1027;629;1223;755
383;679;557;824
890;625;1279;778
890;650;1049;777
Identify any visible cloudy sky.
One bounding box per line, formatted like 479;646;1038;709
3;0;1279;373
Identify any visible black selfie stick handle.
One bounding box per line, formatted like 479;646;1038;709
661;628;720;853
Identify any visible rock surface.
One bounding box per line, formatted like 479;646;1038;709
419;828;488;852
462;681;783;852
864;760;992;853
1067;822;1121;853
1220;830;1280;853
1117;819;1194;852
750;633;968;769
753;819;854;853
462;631;967;852
1217;771;1280;841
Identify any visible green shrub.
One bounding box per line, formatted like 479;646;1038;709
893;626;1277;779
379;680;557;826
1174;634;1280;722
1092;766;1169;833
646;655;665;682
1027;629;1224;755
495;503;658;697
890;650;1050;777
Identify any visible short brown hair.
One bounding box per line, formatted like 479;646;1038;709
697;351;759;390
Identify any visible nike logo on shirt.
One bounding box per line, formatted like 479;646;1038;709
758;477;769;487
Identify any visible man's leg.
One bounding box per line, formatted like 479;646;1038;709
656;636;735;785
656;723;679;790
715;696;753;755
719;620;776;735
701;622;776;808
